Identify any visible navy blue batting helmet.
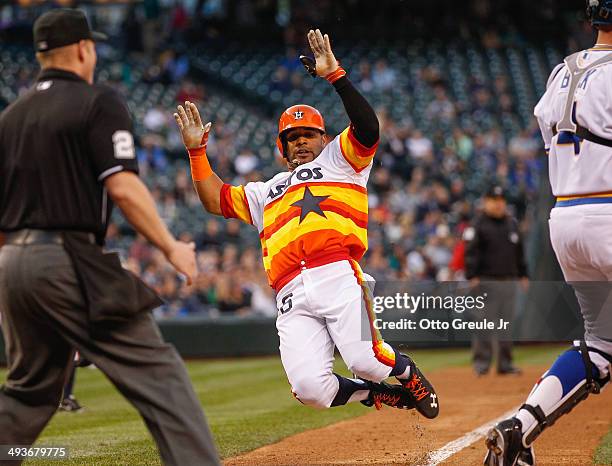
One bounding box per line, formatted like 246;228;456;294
587;0;612;26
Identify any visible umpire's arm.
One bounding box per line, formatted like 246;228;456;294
104;171;198;286
105;172;179;255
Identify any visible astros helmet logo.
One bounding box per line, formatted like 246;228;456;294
293;111;304;120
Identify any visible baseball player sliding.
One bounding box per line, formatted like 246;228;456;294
484;1;612;465
174;29;439;418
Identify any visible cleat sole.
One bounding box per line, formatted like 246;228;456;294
484;428;504;466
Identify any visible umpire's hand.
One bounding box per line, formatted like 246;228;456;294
166;240;197;286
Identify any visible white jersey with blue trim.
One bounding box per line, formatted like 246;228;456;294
534;48;612;198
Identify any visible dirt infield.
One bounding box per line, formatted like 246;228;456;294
225;366;612;465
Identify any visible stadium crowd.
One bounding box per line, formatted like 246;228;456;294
110;59;543;319
0;1;549;319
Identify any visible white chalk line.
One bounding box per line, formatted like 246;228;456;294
420;407;519;466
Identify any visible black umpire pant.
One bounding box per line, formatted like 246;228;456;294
0;242;220;466
471;280;517;373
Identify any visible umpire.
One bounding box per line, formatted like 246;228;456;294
0;9;220;465
464;185;529;376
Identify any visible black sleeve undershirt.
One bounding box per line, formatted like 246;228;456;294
332;76;379;148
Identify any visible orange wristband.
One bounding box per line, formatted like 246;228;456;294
188;146;213;181
325;67;346;84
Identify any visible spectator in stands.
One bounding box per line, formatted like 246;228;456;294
406;129;434;160
234;147;258;176
158;49;189;84
356;60;374;93
143;105;167;133
168;2;189;42
216;270;252;315
196;218;222;250
426;85;456;122
176;78;205;104
137;135;168;174
160;192;177;224
372;58;396;91
270;65;291;95
224;219;243;246
0;7;550;318
129;233;154;265
239;247;276;316
173;167;192;204
279;46;302;72
509;128;539;160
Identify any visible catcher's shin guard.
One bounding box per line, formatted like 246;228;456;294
520;341;611;447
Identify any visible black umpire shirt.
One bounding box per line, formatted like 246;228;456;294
463;213;528;280
0;68;138;245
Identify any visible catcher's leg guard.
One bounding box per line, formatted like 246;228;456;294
517;341;611;447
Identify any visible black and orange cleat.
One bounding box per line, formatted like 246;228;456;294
400;356;440;419
360;380;415;411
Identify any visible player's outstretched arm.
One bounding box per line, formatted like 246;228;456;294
174;101;224;215
305;29;379;148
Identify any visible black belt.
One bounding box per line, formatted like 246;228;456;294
553;125;612;148
4;229;96;246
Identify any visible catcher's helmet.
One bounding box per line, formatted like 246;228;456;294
276;104;325;158
587;0;612;26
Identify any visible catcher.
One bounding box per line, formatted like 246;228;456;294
484;1;612;464
174;29;439;418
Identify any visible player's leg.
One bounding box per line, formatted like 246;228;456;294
18;244;220;466
277;269;418;410
511;281;612;450
306;260;439;418
276;275;364;408
485;208;612;465
485;340;611;466
514;341;611;443
0;245;74;447
515;212;612;446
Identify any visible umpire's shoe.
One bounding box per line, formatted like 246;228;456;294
361;381;416;411
484;418;535;466
400;356;440;419
58;396;84;413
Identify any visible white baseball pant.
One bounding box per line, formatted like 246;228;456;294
275;260;393;408
549;204;612;363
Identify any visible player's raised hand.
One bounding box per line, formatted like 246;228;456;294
306;29;339;77
174;101;212;150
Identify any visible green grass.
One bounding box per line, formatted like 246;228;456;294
595;426;612;465
0;344;608;465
